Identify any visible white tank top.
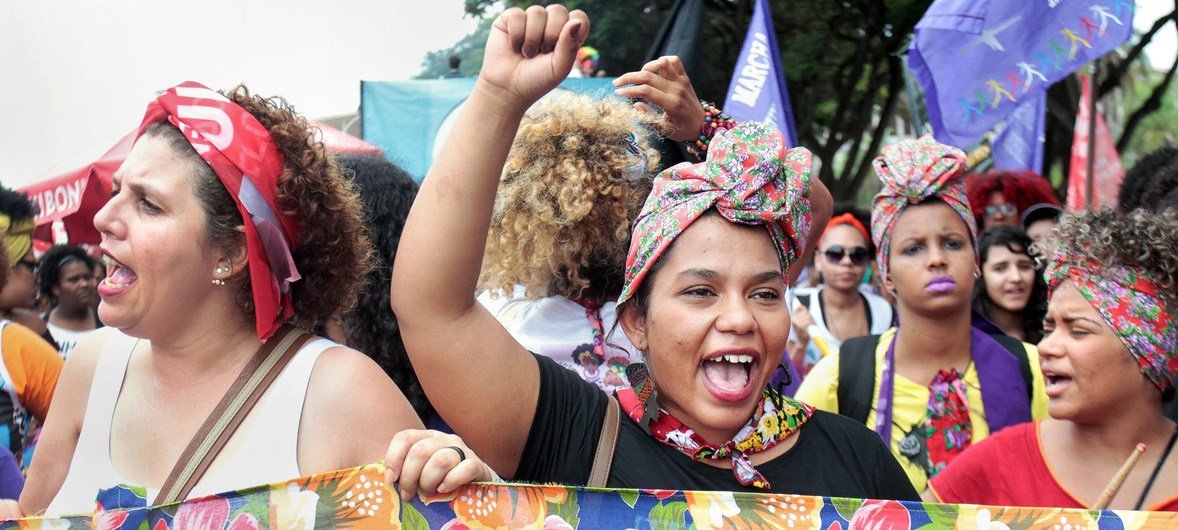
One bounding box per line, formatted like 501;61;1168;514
47;330;331;516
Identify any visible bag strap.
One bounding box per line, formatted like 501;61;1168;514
156;325;313;504
837;334;880;425
587;394;620;488
987;333;1034;403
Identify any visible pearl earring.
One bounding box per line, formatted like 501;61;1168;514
212;266;229;286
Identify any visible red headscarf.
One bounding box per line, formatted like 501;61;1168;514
137;82;300;341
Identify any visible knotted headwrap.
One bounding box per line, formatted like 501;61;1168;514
619;121;812;305
138;82;301;341
0;213;35;269
1046;247;1178;393
870;135;975;279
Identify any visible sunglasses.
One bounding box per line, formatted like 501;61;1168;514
984;203;1017;217
823;245;871;266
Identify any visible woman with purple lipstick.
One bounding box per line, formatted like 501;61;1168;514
795;136;1048;492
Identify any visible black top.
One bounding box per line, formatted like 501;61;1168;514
517;354;919;500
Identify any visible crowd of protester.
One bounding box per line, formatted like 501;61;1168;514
0;3;1175;519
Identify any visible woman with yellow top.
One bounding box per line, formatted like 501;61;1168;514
794;136;1048;492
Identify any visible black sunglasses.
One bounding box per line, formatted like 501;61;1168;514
823;245;871;266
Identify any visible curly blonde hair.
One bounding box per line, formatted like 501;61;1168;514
145;85;373;330
479;92;662;300
1046;208;1178;293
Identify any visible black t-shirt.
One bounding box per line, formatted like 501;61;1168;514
516;354;919;500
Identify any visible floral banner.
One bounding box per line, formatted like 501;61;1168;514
8;463;1177;529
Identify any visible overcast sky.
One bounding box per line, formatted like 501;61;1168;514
1;1;1173;188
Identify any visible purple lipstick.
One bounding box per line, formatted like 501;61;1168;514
926;276;956;294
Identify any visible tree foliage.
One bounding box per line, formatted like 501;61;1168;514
419;1;1177;201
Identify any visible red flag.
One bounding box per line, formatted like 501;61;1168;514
1067;74;1124;211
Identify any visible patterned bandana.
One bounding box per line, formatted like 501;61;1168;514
618;122;812;305
617;372;814;490
870;135;975;279
923;368;972;478
0;214;35;269
138;82;301;341
1046;247;1178;393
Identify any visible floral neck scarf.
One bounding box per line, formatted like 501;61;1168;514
617;365;814;490
923;368;972;477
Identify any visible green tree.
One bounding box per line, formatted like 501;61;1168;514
425;1;1176;201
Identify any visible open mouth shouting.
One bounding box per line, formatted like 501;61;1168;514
700;349;762;403
1041;368;1073;398
97;253;138;298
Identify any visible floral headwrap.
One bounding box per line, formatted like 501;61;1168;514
870;135;975;279
138;82;301;341
1046;247;1178;393
618;121;812;305
0;213;35;268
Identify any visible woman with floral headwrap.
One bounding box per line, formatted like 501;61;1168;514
11;84;493;517
929;209;1178;510
795;136;1049;493
389;4;917;499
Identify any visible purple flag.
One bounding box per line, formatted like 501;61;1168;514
723;0;798;147
909;0;1133;149
992;91;1046;171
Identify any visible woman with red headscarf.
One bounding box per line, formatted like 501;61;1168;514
12;83;492;517
388;4;917;500
929;209;1178;510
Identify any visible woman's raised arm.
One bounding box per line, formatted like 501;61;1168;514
389;5;589;478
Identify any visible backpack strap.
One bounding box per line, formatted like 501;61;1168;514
837;335;881;425
987;333;1034;403
587;394;620;488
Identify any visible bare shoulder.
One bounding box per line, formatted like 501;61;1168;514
298;343;423;474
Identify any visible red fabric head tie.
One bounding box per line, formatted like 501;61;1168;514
137;82;301;341
822;213;870;243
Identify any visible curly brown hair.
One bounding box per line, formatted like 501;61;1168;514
478;92;662;301
144;85;373;330
1046;208;1178;295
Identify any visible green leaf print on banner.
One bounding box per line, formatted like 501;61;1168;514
401;502;430;530
547;490;581;528
619;489;640;509
648;501;689;530
920;501;958;528
832;496;864;522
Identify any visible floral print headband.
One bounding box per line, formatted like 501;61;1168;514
618;121;812;306
1046;247;1178;393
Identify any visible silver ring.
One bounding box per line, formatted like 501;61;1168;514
445;445;466;463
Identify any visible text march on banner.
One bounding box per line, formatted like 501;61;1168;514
11;463;1178;529
909;0;1134;150
1067;74;1124;211
723;0;798;147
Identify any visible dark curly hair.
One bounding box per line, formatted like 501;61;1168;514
964;170;1058;228
143;85;373;330
0;186;35;221
37;244;95;302
335;155;431;423
1118;146;1178;213
972;226;1047;343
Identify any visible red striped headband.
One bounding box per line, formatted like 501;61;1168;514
138;82;300;341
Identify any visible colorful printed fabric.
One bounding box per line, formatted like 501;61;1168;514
138;82;300;342
570;297;606;365
0;214;34;269
923;369;973;478
1046;247;1178;393
618;121;812;305
617;376;814;490
870;135;975;279
12;463;1178;529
